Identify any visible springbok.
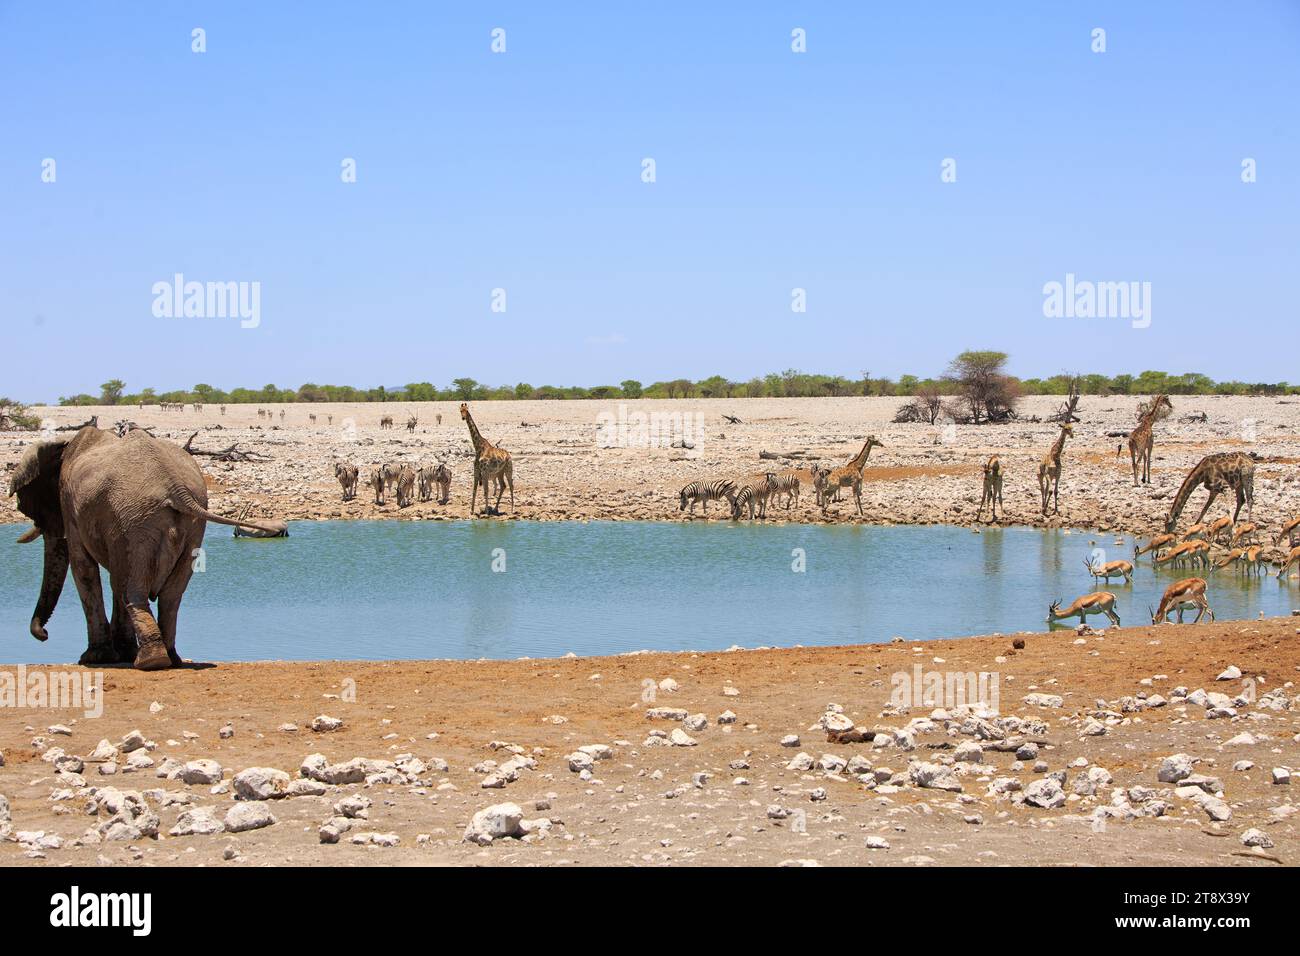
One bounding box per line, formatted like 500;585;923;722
1229;522;1260;547
1154;540;1209;571
1150;577;1214;624
1215;545;1268;578
1210;547;1248;575
1276;545;1300;581
1183;540;1212;568
1084;557;1133;585
1274;515;1300;547
1181;522;1209;542
1047;591;1120;627
1134;533;1176;562
1206;515;1233;545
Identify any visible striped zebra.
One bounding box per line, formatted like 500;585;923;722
810;463;831;506
768;469;802;510
679;478;736;516
381;462;401;494
730;473;777;520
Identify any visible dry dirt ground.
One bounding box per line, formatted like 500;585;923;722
2;618;1297;867
3;395;1298;542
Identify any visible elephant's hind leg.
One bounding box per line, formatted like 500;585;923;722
156;558;196;668
119;555;172;671
108;586;138;663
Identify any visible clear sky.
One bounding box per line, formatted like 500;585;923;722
2;1;1298;402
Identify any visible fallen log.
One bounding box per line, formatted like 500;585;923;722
182;431;273;462
56;415;97;431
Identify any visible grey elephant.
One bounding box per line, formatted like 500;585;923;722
8;426;283;670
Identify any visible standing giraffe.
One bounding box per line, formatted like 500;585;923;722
1163;452;1254;534
819;436;883;516
1125;394;1172;486
460;403;514;515
1037;423;1073;516
976;455;1003;522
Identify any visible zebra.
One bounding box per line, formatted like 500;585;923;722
768;469;802;510
381;462;401;495
432;463;452;504
679;478;736;516
334;462;359;500
730;473;778;520
395;465;417;508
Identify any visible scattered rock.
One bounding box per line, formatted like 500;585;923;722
232;767;291;801
170;806;224;837
1024;777;1067;809
311;715;344;733
224;803;276;833
1157;754;1194;784
180;759;224;786
463;803;524;845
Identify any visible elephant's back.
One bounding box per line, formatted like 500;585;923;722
66;433;208;514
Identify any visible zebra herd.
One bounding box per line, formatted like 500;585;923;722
679;436;883;520
334;460;451;508
679;465;829;520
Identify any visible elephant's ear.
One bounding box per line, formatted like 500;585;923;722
9;438;68;538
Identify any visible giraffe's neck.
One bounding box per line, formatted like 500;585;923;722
1137;402;1162;431
464;414;489;456
1050;431;1068;460
1166;459;1215;530
849;441;873;471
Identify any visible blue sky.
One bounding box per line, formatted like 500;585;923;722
2;1;1298;402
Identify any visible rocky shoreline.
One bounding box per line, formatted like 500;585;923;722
2;617;1296;866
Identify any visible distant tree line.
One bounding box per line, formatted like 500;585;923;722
52;359;1299;408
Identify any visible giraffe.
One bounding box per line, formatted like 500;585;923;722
1163;452;1254;534
1037;423;1073;516
819;436;883;516
460;403;514;515
1126;394;1172;486
976;455;1003;523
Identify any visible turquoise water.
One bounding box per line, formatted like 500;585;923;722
1;521;1294;664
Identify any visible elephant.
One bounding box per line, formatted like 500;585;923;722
8;425;283;671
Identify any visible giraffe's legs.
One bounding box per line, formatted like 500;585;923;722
1195;488;1220;526
492;472;506;514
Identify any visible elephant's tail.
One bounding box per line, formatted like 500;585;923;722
166;489;288;536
